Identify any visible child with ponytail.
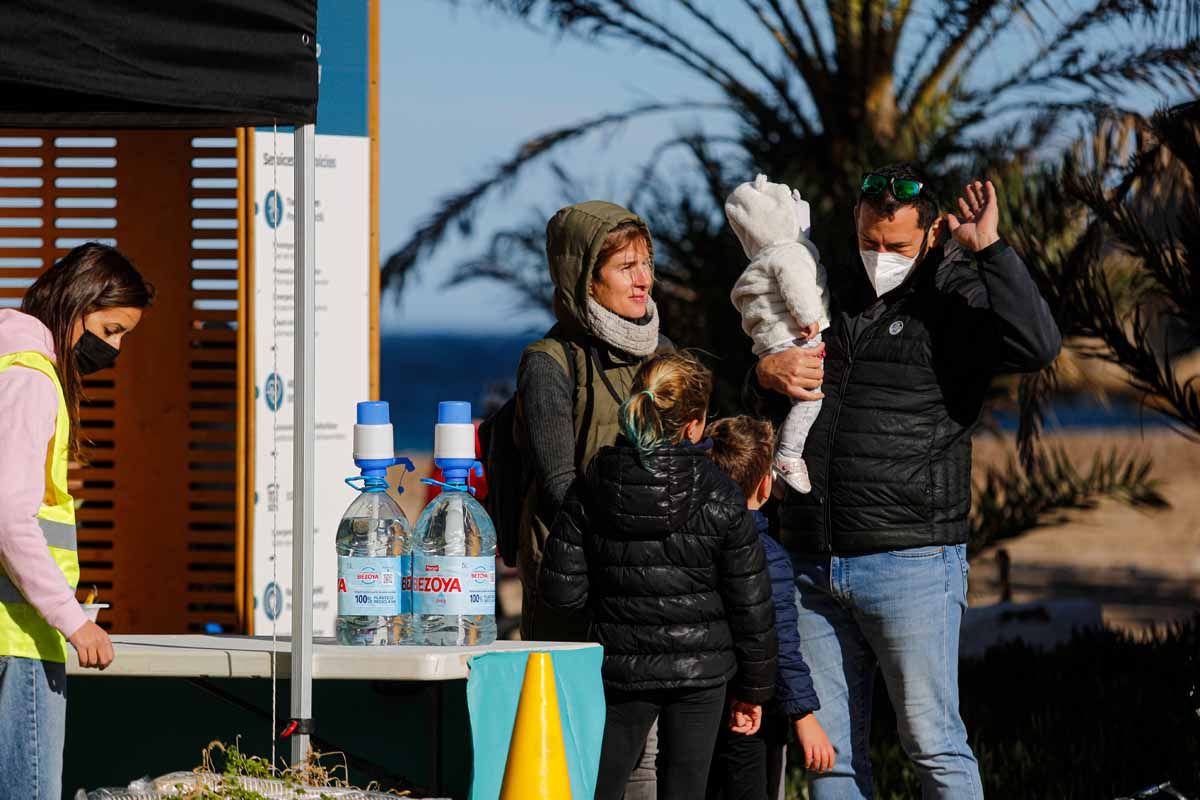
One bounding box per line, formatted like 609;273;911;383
541;352;778;800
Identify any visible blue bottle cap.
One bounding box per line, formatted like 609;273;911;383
437;401;472;425
357;401;390;425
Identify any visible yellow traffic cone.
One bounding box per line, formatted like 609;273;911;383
499;652;573;799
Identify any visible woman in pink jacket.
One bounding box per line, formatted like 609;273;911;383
0;243;152;800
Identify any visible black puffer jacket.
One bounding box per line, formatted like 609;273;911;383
768;240;1062;553
541;440;778;703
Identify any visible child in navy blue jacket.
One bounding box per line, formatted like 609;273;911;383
706;416;835;798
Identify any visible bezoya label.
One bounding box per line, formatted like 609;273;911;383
337;556;410;616
411;555;495;615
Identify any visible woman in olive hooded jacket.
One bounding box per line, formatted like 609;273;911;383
515;201;673;644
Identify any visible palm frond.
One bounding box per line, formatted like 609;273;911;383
744;0;830;98
903;0;1014;117
380;101;721;290
625;133;744;210
1070;258;1200;437
445;224;555;312
1061;102;1200;435
977;37;1200;104
1160;0;1200;37
791;0;835;73
673;0;814;132
970;445;1168;555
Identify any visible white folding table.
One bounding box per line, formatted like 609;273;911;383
66;634;596;680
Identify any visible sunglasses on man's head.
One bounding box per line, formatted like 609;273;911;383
860;173;924;202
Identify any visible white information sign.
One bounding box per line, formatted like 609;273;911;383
252;131;371;636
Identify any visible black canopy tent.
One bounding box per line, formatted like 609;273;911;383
0;0;322;765
0;0;316;127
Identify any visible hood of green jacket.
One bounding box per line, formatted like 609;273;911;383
545;201;653;330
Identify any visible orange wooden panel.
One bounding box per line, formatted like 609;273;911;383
0;129;245;634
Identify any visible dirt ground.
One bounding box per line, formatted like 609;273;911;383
970;430;1200;633
394;430;1200;638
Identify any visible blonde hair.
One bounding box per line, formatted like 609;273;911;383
619;351;713;463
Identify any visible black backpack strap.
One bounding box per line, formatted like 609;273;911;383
588;343;625;407
557;337;577;389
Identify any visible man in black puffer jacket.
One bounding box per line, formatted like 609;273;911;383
542;434;777;800
752;164;1061;800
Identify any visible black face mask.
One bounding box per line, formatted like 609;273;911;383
74;331;119;375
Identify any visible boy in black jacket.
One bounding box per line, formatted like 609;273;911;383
706;416;835;799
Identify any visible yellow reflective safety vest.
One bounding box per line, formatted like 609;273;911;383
0;350;79;663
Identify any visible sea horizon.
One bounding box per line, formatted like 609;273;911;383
381;330;536;452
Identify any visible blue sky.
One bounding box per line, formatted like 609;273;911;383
378;2;1188;334
378;1;709;333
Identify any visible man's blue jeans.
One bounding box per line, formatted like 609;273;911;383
793;544;983;799
0;655;67;800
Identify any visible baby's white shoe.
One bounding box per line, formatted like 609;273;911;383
774;453;812;494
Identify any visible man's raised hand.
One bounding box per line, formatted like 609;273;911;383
946;180;1001;253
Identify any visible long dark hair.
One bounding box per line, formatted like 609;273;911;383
21;243;154;458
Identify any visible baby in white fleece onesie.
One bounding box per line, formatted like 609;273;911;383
726;174;830;493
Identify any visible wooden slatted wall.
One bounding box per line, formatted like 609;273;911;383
185;134;244;633
0;130;248;633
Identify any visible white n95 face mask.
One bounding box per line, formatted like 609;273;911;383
860;250;916;296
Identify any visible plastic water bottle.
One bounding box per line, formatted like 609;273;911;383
335;491;411;645
412;401;497;646
335;401;415;646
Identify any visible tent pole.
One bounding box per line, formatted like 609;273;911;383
290;121;317;766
